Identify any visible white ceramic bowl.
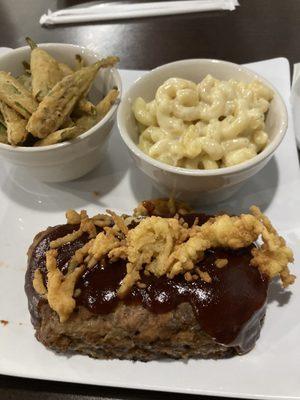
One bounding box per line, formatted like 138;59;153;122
0;43;122;182
117;59;287;204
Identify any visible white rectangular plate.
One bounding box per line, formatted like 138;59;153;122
0;55;299;400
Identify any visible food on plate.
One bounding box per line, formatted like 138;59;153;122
0;38;119;146
0;121;8;144
0;100;28;145
25;199;295;361
76;89;119;131
132;76;273;169
27;60;104;138
34;126;79;147
26;38;96;118
17;72;32;92
26;37;65;102
0;71;38;118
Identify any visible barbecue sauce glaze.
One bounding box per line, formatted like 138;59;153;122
27;213;268;354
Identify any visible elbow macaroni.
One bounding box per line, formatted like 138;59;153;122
132;75;273;169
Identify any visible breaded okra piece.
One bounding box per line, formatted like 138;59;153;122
0;110;5;126
26;37;64;102
27;56;119;138
75;89;119;131
58;62;73;77
96;88;119;118
61;116;75;128
34;126;79;146
22;60;31;74
0;72;38;118
58;60;96;117
73;98;97;117
27;37;76;98
27;38;97;115
73;54;118;117
0;121;8;144
17;73;32;92
0;100;28;145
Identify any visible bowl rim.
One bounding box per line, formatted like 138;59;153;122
117;58;288;177
0;43;122;153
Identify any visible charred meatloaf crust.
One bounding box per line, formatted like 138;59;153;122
25;200;295;361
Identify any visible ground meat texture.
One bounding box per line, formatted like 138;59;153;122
34;302;234;361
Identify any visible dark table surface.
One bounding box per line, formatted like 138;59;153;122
0;0;298;399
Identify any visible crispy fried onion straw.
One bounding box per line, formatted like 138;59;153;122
33;204;295;322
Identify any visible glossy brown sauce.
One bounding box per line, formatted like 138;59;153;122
28;214;268;353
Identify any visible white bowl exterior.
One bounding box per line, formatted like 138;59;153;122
0;44;122;182
128;148;271;204
118;59;287;204
0;118;114;182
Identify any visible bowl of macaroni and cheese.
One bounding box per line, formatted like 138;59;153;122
117;59;287;204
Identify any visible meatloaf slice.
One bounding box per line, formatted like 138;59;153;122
25;213;268;360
